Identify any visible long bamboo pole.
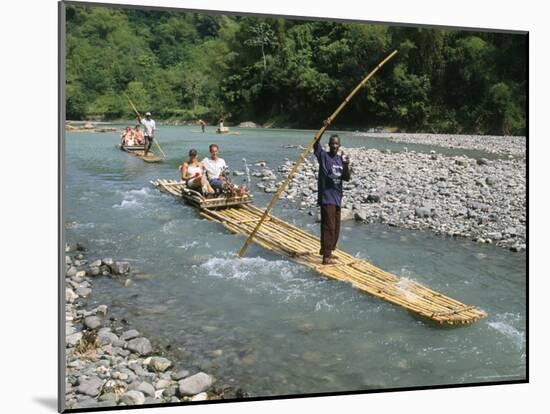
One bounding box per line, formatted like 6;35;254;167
238;50;398;257
125;93;167;159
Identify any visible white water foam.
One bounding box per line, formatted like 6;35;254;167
198;254;322;302
112;187;153;209
488;313;525;349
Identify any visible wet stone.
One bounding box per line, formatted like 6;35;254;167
127;337;153;356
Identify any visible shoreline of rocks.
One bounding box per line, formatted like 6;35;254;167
353;132;526;157
245;147;526;252
64;243;229;410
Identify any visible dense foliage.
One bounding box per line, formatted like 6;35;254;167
65;5;527;134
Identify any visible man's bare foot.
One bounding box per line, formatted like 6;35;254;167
322;257;337;265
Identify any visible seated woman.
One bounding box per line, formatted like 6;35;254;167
134;125;145;145
180;149;214;195
121;127;133;146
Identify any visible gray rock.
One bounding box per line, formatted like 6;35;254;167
137;381;156;397
366;193;381;203
90;259;103;267
354;209;368;222
155;379;172;390
96;305;108;316
505;227;518;236
120;390;145;405
88;266;101;276
173;370;190;381
66;267;78;277
340;208;354;221
66;332;83;347
98;392;117;403
76;287;92;297
111;261;130;275
149;357;172;372
477;158;490;166
127;337;153;356
415;207;433;218
163;385;178;398
485;177;497;186
66;288;78;303
77;377;104;397
84;316;102;330
178;372;213;396
121;329;140;341
98;331;119;345
103;258;114;267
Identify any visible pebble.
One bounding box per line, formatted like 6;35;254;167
120;390;145;405
137;381;156;397
127;337;153;356
121;329;140;341
148;356;172;372
84;316;102;330
178;372;214;396
77;377;104;397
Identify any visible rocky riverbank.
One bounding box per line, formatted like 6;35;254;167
353;132;526;157
64;243;234;410
254;147;525;251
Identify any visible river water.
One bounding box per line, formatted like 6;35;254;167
64;125;526;396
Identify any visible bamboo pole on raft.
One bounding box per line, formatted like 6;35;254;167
238;50;399;258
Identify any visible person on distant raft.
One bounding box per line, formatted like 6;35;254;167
201;144;228;192
199;119;206;133
133;124;144;145
180;149;214;195
314;133;351;265
141;112;156;156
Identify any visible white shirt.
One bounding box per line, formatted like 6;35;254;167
201;157;227;179
141;118;156;137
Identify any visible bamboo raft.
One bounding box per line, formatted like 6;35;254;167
153;178;486;325
119;145;162;163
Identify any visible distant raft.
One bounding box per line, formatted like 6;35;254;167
152;178;486;325
119;145;162;163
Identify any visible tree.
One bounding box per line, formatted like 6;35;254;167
244;22;276;71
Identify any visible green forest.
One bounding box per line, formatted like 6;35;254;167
65;4;527;135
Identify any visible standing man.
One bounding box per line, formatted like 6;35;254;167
201;144;228;192
141;112;156;156
313;134;351;264
199;119;206;133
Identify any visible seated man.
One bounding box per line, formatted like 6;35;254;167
201;144;228;192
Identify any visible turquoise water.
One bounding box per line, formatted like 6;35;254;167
64;126;526;396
